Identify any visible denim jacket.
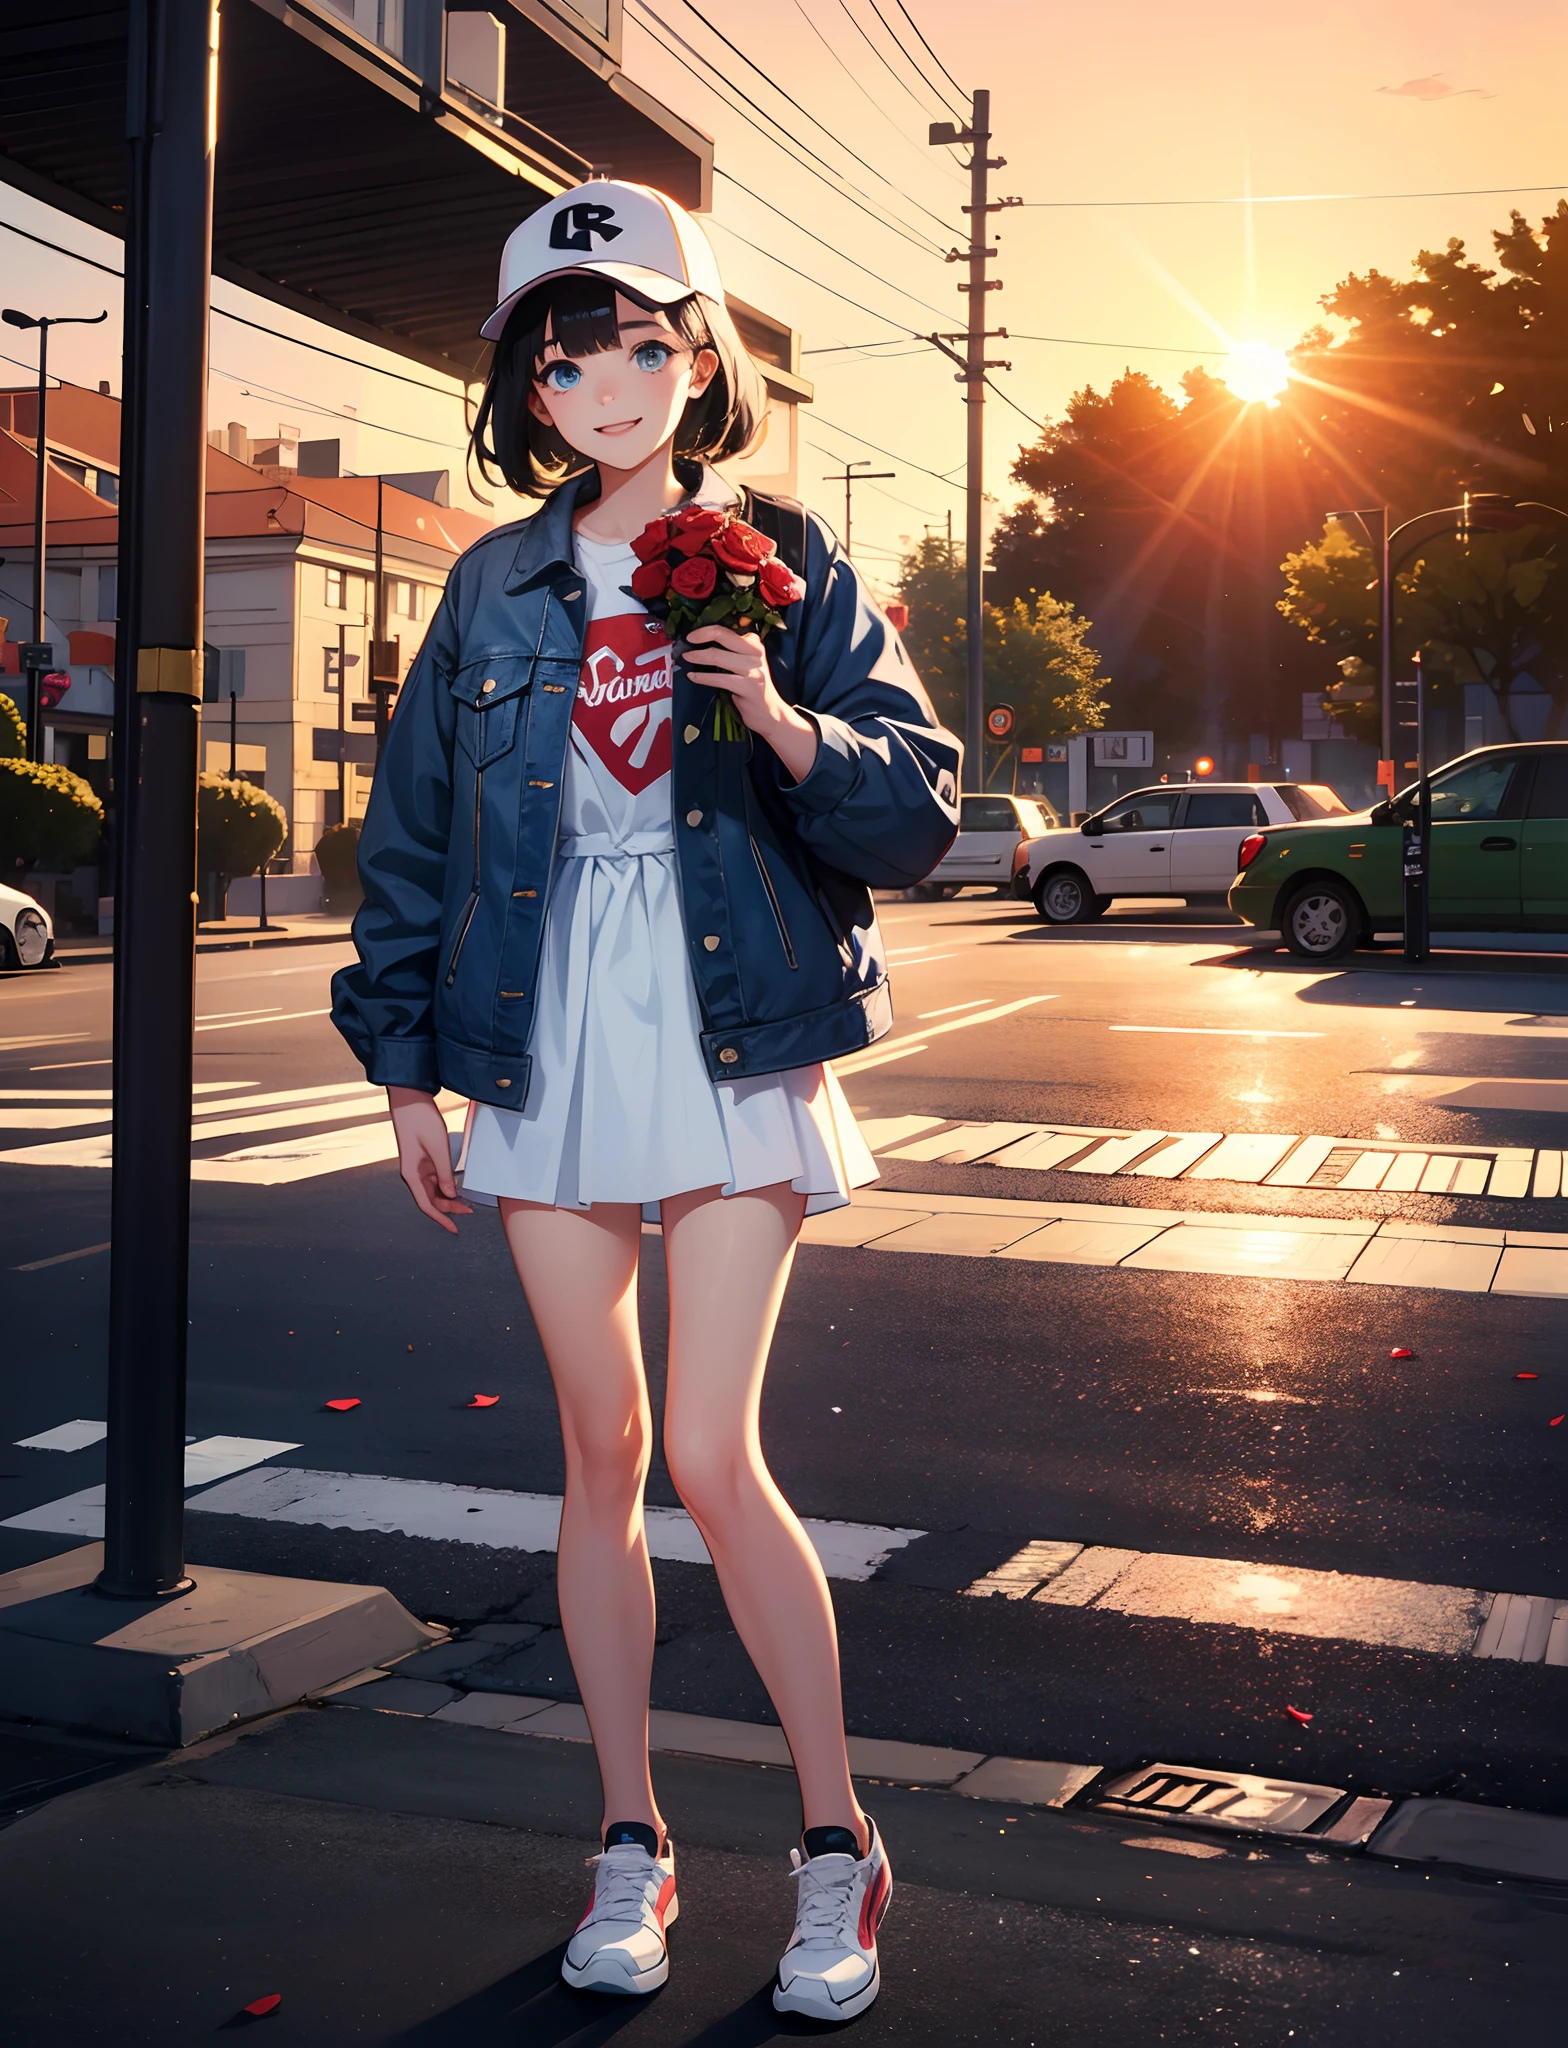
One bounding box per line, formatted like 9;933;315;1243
330;474;961;1109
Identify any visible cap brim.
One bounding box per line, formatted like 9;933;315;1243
479;261;704;341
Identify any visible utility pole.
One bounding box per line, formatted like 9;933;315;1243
821;459;894;559
369;476;399;763
928;90;1018;790
0;304;108;759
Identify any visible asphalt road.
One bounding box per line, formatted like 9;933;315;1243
3;899;1566;2040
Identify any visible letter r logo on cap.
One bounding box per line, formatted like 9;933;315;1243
549;203;623;252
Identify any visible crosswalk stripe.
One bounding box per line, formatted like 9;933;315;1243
1;1436;302;1537
13;1419;107;1452
180;1465;922;1582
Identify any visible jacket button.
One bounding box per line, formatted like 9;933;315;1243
685;808;703;827
683;723;700;743
719;1047;739;1064
482;678;497;693
496;1077;512;1088
703;934;720;951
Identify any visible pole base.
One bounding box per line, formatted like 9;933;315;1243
0;1544;440;1747
92;1570;197;1600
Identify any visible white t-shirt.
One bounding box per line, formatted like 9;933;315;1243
561;530;675;847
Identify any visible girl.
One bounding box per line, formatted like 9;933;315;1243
332;179;959;2022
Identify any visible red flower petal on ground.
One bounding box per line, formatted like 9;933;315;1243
710;519;776;572
669;506;728;554
1285;1706;1313;1725
1551;1415;1565;1427
757;558;806;609
630;518;672;563
629;558;671;601
242;1993;282;2016
467;1394;500;1408
1516;1372;1539;1380
324;1397;361;1411
670;555;717;601
1389;1348;1414;1359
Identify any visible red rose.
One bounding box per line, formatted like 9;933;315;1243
630;518;672;564
757;558;806;609
630;558;672;600
710;519;776;573
669;506;728;555
669;555;717;601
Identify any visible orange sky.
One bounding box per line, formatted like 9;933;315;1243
2;1;1564;595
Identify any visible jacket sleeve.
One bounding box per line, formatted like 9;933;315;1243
766;511;961;887
329;586;461;1093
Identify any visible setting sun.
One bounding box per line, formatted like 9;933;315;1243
1221;340;1292;405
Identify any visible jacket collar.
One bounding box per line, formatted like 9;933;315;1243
504;470;599;593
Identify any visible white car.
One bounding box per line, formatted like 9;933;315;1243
1022;780;1350;923
0;880;54;968
909;793;1059;899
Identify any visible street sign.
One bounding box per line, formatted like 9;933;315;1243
986;704;1014;740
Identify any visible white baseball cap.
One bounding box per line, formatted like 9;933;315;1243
481;179;725;341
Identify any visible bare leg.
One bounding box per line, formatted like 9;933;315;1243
660;1182;868;1849
499;1197;663;1845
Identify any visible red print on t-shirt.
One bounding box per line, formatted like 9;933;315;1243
573;612;673;795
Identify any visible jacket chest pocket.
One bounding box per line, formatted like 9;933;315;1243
451;655;534;768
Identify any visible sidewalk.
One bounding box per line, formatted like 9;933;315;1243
53;910;357;966
1;1692;1558;2045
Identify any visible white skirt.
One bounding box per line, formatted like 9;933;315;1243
459;837;877;1219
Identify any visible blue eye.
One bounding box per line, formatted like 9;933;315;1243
633;342;674;373
541;361;581;391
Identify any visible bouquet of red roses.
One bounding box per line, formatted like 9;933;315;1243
629;505;806;642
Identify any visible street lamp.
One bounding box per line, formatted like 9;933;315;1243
1;305;108;760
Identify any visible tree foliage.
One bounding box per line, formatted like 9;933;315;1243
0;758;104;871
198;771;286;880
993;202;1568;747
895;536;1109;747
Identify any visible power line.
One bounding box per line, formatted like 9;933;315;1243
664;0;957;236
0;218;472;398
707;216;954;332
804;331;1230;357
1018;180;1568;209
832;0;942;122
787;0;966;187
809;408;966;491
210;366;468;454
713;168;956;326
628;2;951;258
867;0;967;119
895;0;968;104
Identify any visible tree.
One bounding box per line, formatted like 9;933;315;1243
1279;518;1565;737
0;690;24;759
894;537;1110;756
0;758;104;872
198;772;286;885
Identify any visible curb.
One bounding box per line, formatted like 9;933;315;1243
323;1664;1568;1889
54;925;355;966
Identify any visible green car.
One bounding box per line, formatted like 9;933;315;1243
1228;742;1568;958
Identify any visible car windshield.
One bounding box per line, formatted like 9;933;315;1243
1092;792;1178;832
959;797;1023;832
1275;783;1350;820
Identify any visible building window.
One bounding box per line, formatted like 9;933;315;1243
326;566;346;609
323;646;342;694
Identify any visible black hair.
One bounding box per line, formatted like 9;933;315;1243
470;272;768;499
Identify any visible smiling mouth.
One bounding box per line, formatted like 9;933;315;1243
595;418;643;436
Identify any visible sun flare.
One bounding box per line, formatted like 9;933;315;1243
1222;340;1292;405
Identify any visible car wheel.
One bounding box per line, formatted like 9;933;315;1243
1034;867;1106;924
0;926;15;971
1282;881;1363;959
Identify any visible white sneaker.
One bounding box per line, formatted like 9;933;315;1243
773;1817;891;2022
560;1833;678;1995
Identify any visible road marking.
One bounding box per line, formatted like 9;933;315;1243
0;1084;241;1098
884;1121;1040;1165
833;996;1057;1078
0;1034;90;1052
1187;1134;1300;1183
1110;1025;1323;1039
13;1241;111;1271
14;1419;107;1451
891;952;959;967
180;1465;923;1582
193;1006;331;1033
965;1540;1565;1664
1;1435;302;1537
195;1006;283;1022
919;1000;991;1019
797;1187;1568;1298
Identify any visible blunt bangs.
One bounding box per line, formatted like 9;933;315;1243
470;273;770;500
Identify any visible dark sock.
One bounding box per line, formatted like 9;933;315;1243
603;1821;660;1856
802;1824;863;1860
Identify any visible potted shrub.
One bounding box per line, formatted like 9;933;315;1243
315;819;363;914
197;772;286;922
0;755;105;886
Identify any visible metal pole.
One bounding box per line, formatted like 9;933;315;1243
228;685;237;776
1378;506;1392;770
821;462;894;563
27;321;48;762
99;0;218;1601
336;619;347;823
964;89;989;794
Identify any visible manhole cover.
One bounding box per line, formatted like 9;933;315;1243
1093;1763;1350;1837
